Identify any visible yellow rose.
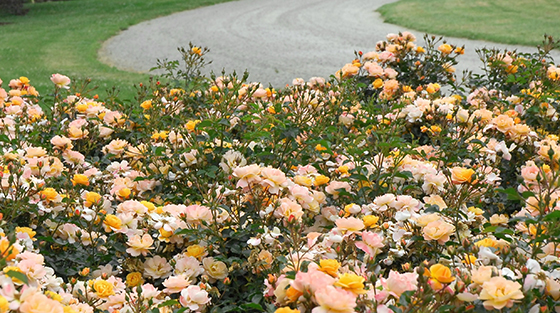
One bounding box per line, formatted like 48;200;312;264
16;227;36;239
0;238;19;261
63;306;77;313
126;272;144;287
450;167;475;184
293;175;312;187
140;100;152;110
275;308;300;313
479;276;524;310
84;192;102;207
429;264;455;284
0;296;8;313
318;259;340;277
185;120;200;132
71;174;89;186
93;279;114;298
438;44;453;54
475;238;499;249
363;215;379;228
40;188;60;202
313;175;330;186
186;245;206;259
141;201;156;212
285;286;303;303
333;273;366;294
372;78;384;89
103;214;122;231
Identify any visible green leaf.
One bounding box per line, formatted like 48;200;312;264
6;270;28;285
158;299;180;308
239;303;263;311
498;187;522;201
544;210;560;221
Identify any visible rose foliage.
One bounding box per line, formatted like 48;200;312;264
1;33;560;313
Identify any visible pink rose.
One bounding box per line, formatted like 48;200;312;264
51;73;71;89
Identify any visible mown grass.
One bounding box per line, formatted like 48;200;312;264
378;0;560;48
0;0;233;99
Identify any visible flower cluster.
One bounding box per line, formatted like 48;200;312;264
0;34;560;313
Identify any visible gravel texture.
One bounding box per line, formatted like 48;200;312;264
98;0;560;87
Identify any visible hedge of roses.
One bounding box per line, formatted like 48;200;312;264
1;32;560;313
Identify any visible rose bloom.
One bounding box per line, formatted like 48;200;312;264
93;279;115;298
335;217;365;234
355;231;384;256
19;291;64;313
103;214;122;232
275;308;300;313
318;259;340;277
144;256;172;279
50;135;73;150
337;63;359;79
274;197;304;221
185;204;213;226
334;273;366;295
202;257;228;280
378;270;418;299
126;233;154;256
325;181;351;198
67;126;89;140
292;266;335;295
438;44;453;54
179;285;211;311
163;274;191;294
51;73;71;89
260;167;287;194
312;285;357;313
450;166;475;184
471;265;495;285
491;114;515;133
422;219;455;244
479;276;524;310
233;164;261;189
427;264;455;290
126;272;144;287
103;139;129;156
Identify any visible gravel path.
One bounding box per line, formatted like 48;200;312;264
99;0;560;87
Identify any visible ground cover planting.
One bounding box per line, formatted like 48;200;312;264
378;0;560;47
1;32;560;312
0;0;233;99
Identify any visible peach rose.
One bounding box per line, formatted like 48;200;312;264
19;291;64;313
470;265;495;285
126;233;154;256
479;276;524;310
422;219;455;244
313;285;357;313
450;166;475;184
50;73;71;89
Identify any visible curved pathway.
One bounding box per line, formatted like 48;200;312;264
99;0;560;87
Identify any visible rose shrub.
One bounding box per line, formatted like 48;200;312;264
0;33;560;313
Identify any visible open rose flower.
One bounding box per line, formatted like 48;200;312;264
50;73;71;89
479;276;524;310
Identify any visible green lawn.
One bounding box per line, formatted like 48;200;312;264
378;0;560;48
0;0;233;99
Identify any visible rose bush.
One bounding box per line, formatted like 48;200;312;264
0;33;559;313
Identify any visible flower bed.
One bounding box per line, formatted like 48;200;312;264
1;32;560;313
